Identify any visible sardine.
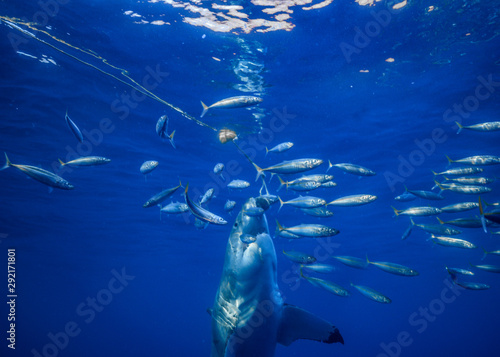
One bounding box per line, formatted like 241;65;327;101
200;96;262;117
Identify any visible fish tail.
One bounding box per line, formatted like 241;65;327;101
391;206;400;217
254;163;265;181
278;196;284;212
184;183;189;197
178;179;183;189
445;155;454;166
365;254;370;265
326;160;333;173
277;176;287;192
478;196;488;233
200;101;209;118
436;217;444;224
169;130;176;149
275;219;284;232
1;152;11;171
431;170;438;176
265;147;269;157
58;158;66;166
481;247;488;261
455;121;463;134
433;179;445;191
410;218;415;226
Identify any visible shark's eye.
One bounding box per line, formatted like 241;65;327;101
234;223;238;228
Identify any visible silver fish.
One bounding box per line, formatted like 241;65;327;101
454;281;490;290
160;202;189;214
278;176;322;192
65;110;83;143
58;156;110;167
276;220;339;238
429;235;477;249
437;217;486;229
140;160;159;175
184;184;227;225
367;257;419;276
441;202;479;213
252;158;323;181
332;256;369;269
213;163;224;175
327;161;376;176
394;192;416;202
300;263;336;274
156;115;176;148
351;284;391;304
278;196;326;211
470;263;500;273
434;180;492;195
392;206;442;217
405;188;444;200
410;218;462;235
224;200;236;213
265;142;294;156
432;167;483;176
446;267;474;276
446;155;500;166
199;188;215;205
200;96;262;117
143;180;182;208
456;121;500;133
282;250;316;264
328;194;377;207
1;153;74;190
301;206;334;217
300;270;350;297
443;176;495;185
227;179;250;189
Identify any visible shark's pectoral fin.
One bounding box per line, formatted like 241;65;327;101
277;304;344;346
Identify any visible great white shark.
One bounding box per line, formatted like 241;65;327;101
210;197;344;357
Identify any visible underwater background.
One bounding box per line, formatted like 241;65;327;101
1;0;499;356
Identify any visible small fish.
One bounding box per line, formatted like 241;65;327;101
200;96;262;117
160;202;189;214
328;194;377;207
199;188;215;205
278;196;326;211
140;160;159;175
252;158;323;181
432;167;483;176
300;269;350;297
405;187;444;200
351;284;391;304
401;223;413;240
156;115;176;148
437;217;485;229
294;174;334;184
275;219;339;238
394;192;416;202
143;180;182;208
441;202;478;213
65;110;83;143
332;256;368;269
184;184;227;225
454;281;490;290
227;179;250;189
456;121;500;134
429;235;476;249
470;263;500;273
481;247;500;260
327;161;376;176
434;180;492;195
243;207;265;217
213;163;224;175
443;176;495;185
392;206;442;217
410;218;462;236
277;176;321;192
300;206;334;217
446;155;500;166
300;263;336;274
58;156;110;167
446;267;474;276
367;257;419;276
275;229;302;240
282;250;316;264
265;142;294;156
321;181;337;188
224;200;236;213
1;153;74;190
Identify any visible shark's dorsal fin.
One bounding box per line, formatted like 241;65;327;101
277;304;344;346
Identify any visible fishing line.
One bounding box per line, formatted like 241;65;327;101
1;15;217;131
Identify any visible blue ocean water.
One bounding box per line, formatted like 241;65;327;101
1;1;499;356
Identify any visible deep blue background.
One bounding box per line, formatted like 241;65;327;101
1;1;499;356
